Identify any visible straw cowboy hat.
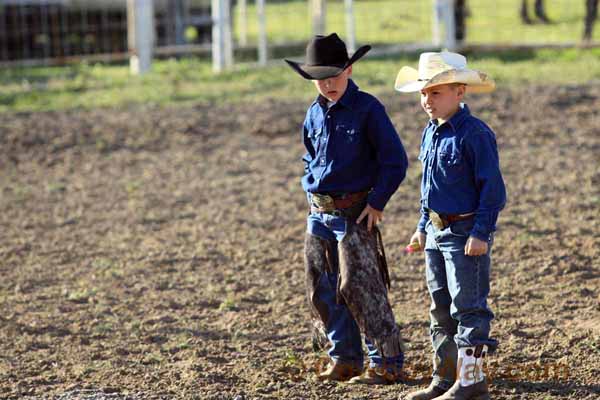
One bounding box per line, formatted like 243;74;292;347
394;51;495;93
285;33;371;80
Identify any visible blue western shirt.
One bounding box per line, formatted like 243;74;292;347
417;104;506;241
301;80;408;211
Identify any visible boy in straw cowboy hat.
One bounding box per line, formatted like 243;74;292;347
395;52;506;400
284;33;409;384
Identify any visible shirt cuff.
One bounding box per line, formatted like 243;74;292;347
417;215;429;233
367;191;388;212
470;224;492;241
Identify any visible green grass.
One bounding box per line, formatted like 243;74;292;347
1;47;600;112
1;0;600;112
235;0;600;46
235;0;432;46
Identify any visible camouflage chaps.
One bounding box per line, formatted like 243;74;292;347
304;220;403;358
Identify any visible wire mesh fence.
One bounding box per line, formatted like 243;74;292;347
0;0;212;66
0;1;129;62
0;0;598;68
232;0;433;50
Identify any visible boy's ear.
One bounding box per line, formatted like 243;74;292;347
346;65;353;76
456;83;466;98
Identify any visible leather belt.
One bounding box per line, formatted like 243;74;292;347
429;209;474;230
311;191;369;213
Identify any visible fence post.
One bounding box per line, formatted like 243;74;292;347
432;0;441;46
344;0;355;53
127;0;155;75
256;0;268;65
212;0;234;72
311;0;326;36
173;0;186;45
434;0;456;51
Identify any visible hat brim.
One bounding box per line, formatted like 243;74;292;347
395;66;495;93
285;45;371;80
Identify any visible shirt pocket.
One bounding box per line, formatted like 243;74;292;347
437;151;465;184
335;123;362;158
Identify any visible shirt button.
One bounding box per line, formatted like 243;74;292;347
327;116;331;119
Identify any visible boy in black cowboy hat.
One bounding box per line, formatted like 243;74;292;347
285;33;409;384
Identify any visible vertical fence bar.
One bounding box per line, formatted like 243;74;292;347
18;3;28;59
223;0;233;67
60;2;69;56
79;5;87;55
433;0;457;51
311;0;326;36
445;0;456;50
238;0;248;46
174;0;186;45
0;5;6;61
212;0;233;72
128;0;155;75
432;0;441;46
256;0;267;65
212;0;225;71
344;0;355;53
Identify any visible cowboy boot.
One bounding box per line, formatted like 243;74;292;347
432;345;490;400
402;339;456;399
317;361;362;382
402;382;447;400
348;362;403;385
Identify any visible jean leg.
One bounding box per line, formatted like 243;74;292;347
425;230;458;388
365;337;404;371
437;221;498;352
443;248;497;351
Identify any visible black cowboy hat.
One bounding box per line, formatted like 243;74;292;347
285;33;371;80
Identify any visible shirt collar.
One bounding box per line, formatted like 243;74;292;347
428;103;471;132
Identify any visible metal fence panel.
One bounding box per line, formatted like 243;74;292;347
0;0;213;66
0;0;598;68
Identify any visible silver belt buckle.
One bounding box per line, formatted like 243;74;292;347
312;193;335;211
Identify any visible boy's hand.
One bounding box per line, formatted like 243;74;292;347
410;230;426;252
356;204;383;232
465;236;488;256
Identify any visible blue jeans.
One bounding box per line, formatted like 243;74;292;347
307;211;403;369
424;218;497;388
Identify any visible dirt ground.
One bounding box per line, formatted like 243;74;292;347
1;84;599;400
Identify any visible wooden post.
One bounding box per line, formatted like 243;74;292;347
311;0;326;36
127;0;155;75
344;0;355;53
212;0;233;72
256;0;268;65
